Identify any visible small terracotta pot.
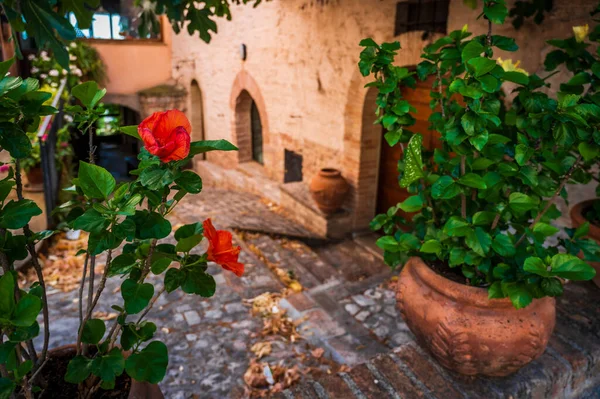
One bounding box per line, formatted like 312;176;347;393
396;257;556;377
47;345;164;398
25;166;44;186
570;199;600;288
309;168;349;215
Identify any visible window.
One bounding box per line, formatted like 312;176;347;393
395;0;450;36
284;149;303;183
69;0;161;40
251;100;263;165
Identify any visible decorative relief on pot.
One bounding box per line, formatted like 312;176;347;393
395;257;556;377
309;168;349;215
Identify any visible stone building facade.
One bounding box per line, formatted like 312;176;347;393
171;0;598;237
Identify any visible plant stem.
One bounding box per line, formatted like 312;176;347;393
78;253;89;329
14;160;46;368
460;156;467;218
515;155;582;247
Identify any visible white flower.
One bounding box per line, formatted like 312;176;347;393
70;42;77;49
27;54;35;61
31;67;39;74
51;82;58;88
73;68;82;77
40;73;47;79
69;54;77;61
49;69;59;77
62;69;67;75
64;114;73;123
40;51;47;57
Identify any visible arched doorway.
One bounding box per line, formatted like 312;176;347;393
234;89;264;165
376;74;439;214
190;80;205;159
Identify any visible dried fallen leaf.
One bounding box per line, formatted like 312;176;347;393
311;348;325;359
250;342;272;359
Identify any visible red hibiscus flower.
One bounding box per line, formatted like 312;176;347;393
138;109;191;163
203;218;244;277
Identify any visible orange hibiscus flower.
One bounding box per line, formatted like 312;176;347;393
138;109;191;163
203;218;244;277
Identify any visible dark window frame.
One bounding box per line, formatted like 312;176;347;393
250;100;264;165
395;0;450;36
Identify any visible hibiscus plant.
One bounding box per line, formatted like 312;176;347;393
0;68;243;397
361;0;600;308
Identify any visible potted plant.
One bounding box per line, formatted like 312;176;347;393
361;0;600;377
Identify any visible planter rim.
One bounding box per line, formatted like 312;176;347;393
570;199;600;240
405;257;553;310
319;168;341;177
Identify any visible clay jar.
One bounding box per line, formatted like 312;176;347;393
570;199;600;287
309;168;349;215
396;257;556;377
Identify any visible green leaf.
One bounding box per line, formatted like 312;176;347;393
12;294;42;327
72;209;109;234
465;227;492;257
550;254;596;280
461;41;484;62
503;282;532;309
121;279;154;315
0;124;31;159
532;222;559;237
0;200;42;229
140;165;175;191
128;211;171;240
484;1;508;24
472;211;496;225
125;341;168;384
151;257;172;275
0;378;15;398
488;281;505;299
491;234;515;257
189;140;238;156
0;273;16;318
468;57;498;77
515;144;533;166
443;216;471;237
449;247;466;266
164;268;185;293
469;131;489;151
503;71;529;85
82;319;106;345
174;222;204;253
71;81;106;109
175;171;203;194
524;256;550;277
78;161;116;199
119;126;140;140
458;173;487;189
431;176;461;199
398;195;424;213
579;142;600;162
508;192;539;212
384;130;402;147
574;222;590;239
91;348;124;384
108;254;136;277
400;134;424;187
492;35;518;51
65;355;92;384
0;58;14;79
420;240;441;255
181;267;216;297
541;278;563;297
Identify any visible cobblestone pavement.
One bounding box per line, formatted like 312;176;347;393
30;189;404;398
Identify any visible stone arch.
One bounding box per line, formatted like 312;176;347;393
189;80;205;159
343;30;440;230
230;70;274;174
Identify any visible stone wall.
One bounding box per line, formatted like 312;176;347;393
173;0;599;231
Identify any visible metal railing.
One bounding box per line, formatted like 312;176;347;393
38;78;67;228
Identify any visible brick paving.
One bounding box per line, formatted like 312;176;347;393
30;188;600;398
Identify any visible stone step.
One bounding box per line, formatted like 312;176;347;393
312;240;389;283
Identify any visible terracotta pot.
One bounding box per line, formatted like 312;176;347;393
309;168;349;215
570;199;600;288
47;345;164;398
396;257;556;377
26;166;44;186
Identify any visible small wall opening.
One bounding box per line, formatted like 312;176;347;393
284;149;303;183
235;89;264;165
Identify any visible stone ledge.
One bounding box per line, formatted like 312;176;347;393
275;282;600;399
